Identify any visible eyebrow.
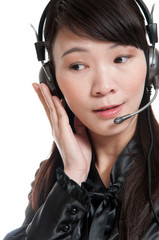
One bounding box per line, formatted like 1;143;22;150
61;43;121;58
62;47;88;58
110;43;121;49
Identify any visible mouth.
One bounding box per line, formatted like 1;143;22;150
93;104;123;118
93;104;122;111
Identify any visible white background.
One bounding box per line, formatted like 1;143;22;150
0;0;159;238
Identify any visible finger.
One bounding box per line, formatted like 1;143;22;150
52;96;78;139
52;96;68;119
32;83;51;124
39;83;58;130
39;83;55;112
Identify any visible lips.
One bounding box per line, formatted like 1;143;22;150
93;104;123;118
93;104;122;112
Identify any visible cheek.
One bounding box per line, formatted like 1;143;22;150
124;77;145;95
56;74;85;111
123;61;147;97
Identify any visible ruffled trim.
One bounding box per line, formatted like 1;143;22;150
3;226;27;240
56;168;90;208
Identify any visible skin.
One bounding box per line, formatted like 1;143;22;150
32;28;147;186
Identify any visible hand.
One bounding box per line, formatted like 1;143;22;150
32;83;92;185
32;83;52;126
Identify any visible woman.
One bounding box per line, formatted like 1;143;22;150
4;0;159;239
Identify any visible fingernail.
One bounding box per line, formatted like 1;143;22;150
32;83;39;91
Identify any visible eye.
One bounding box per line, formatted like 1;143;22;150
114;56;130;64
70;63;86;71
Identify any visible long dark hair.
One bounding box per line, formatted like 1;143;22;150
30;0;159;239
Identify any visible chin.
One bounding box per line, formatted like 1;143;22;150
88;116;137;138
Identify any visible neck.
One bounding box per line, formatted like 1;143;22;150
88;120;137;186
90;125;136;159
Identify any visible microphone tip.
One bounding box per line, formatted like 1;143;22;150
114;117;122;124
114;114;132;124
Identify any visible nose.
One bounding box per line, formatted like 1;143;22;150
91;66;117;97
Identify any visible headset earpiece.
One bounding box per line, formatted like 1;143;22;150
39;61;63;99
148;46;159;86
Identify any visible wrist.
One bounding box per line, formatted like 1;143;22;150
64;169;88;185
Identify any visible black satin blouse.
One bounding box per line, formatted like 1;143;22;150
4;139;159;240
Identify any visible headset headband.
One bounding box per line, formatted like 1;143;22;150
136;0;158;45
37;1;51;42
35;0;158;62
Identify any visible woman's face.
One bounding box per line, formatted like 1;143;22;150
53;28;147;138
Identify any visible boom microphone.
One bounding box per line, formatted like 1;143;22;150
114;78;159;124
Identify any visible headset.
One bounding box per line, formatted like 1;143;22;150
33;0;159;225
